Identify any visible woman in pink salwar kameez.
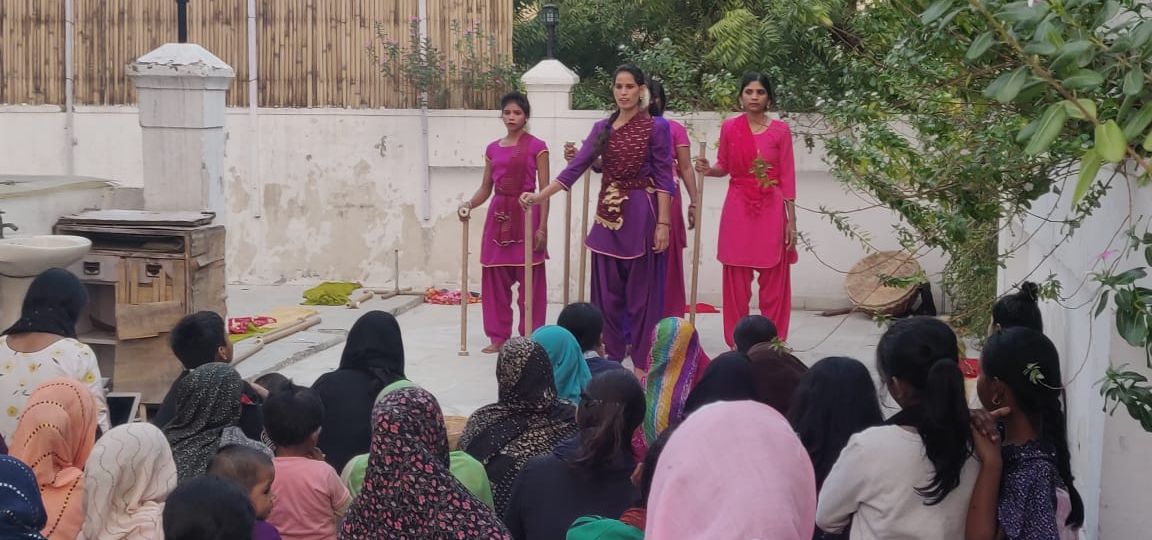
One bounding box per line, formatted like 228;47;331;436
648;80;699;318
461;92;550;354
695;73;797;347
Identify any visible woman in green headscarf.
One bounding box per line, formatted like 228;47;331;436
340;380;494;508
531;325;592;403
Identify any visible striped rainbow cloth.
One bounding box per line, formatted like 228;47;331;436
643;317;705;443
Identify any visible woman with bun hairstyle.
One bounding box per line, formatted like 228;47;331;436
992;281;1042;332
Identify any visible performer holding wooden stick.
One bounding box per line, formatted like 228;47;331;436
694;72;797;345
460;92;549;354
523;64;674;374
458;206;471;356
647;79;699;317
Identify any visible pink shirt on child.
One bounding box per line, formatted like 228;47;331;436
267;457;352;540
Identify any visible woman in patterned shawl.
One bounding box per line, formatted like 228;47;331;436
459;337;578;515
0;455;48;540
161;363;270;481
82;422;177;540
632;317;709;460
340;386;510;539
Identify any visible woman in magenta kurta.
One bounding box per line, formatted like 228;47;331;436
461;92;550;354
523;64;675;375
695;73;797;347
648;80;699;318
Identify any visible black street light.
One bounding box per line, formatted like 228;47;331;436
176;0;189;43
541;4;559;59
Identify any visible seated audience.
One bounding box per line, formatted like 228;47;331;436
255;372;293;395
646;400;816;539
209;445;282;540
966;328;1082;540
558;303;626;376
162;363;270;481
0;268;109;440
817;317;977;539
460;338;578;514
10;378;97;540
0;454;47;539
163;475;255;540
633;317;710;459
262;383;350;540
567;427;677;539
340;387;510;539
991;281;1043;332
733;314;778;353
787;356;883;540
747;342;808;415
503;370;645;540
153;311;265;441
82;423;177;540
312;311;406;472
682;351;755;415
531;326;592;403
342;379;495;507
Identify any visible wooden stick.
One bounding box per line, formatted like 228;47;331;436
231;315;322;366
577;168;592;302
458;206;471;356
562;187;572;305
689;141;707;325
524;204;535;336
346;289;374;309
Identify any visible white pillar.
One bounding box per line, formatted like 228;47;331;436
127;44;235;221
521;59;579;118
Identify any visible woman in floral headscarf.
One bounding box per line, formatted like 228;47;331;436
9;378;97;540
340;386;509;539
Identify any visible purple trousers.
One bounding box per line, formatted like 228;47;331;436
482;264;547;345
591;251;666;370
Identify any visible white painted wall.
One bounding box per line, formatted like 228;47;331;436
1000;164;1152;539
0;104;945;310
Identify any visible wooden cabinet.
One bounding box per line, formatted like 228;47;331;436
55;210;226;403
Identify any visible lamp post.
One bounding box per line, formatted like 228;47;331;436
176;0;189;43
541;4;559;59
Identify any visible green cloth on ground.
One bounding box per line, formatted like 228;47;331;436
302;281;362;306
566;517;644;540
340;451;495;509
228;324;271;343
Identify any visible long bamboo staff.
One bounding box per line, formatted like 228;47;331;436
524;204;535;336
562;173;573;306
577;168;592;302
689;141;707;325
458;206;471;356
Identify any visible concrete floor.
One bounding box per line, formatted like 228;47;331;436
227;284;893;417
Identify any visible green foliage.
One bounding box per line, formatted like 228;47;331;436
370;19;520;109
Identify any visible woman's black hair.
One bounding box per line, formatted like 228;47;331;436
499;91;531;119
992;281;1043;332
163;475;255;540
739;72;777;109
557;302;604;354
733;315;778;353
647;78;667;117
594;64;648;155
876;316;972;505
637;426;675;507
787;356;883;489
982;327;1084;527
573;370;646;470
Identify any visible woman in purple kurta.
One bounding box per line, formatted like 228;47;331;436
462;92;550;354
522;65;675;373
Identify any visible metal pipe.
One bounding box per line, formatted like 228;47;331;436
418;0;431;221
247;0;262;218
177;0;189;43
64;0;75;175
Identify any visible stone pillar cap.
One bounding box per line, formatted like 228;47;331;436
522;59;579;89
128;43;236;79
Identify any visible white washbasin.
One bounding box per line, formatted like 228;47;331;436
0;235;92;278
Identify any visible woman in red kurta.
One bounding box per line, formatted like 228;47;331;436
695;73;797;346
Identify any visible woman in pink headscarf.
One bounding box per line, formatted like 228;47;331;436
646;400;816;540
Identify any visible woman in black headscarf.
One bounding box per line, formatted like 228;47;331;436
312;310;406;471
682;351;757;415
0;268;109;441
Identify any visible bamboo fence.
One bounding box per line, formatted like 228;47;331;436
1;0;513;109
